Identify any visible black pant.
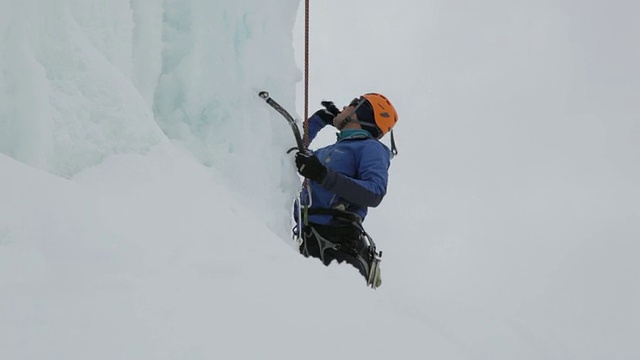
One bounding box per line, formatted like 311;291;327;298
300;222;371;280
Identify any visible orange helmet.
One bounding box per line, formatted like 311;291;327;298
358;93;398;138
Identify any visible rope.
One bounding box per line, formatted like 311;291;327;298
303;0;310;150
293;0;311;245
300;0;311;204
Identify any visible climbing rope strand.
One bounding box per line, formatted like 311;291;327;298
303;0;310;149
301;0;311;198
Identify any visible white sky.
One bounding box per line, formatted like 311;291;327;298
293;0;640;355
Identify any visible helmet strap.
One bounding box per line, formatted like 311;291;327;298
337;115;353;130
390;129;398;158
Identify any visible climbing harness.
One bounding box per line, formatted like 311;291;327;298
300;207;383;289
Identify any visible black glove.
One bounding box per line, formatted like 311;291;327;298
295;151;327;183
313;100;341;125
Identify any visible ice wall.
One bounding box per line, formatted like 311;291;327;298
0;0;301;235
152;0;301;188
0;0;300;182
0;1;163;176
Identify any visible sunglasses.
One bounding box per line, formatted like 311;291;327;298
343;97;366;120
337;96;371;128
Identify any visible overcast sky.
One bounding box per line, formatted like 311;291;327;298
293;0;639;212
293;1;639;353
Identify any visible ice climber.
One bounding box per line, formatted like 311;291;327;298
294;93;398;288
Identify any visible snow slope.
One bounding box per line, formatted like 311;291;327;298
0;145;473;359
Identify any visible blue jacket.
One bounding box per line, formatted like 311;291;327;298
300;114;391;225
